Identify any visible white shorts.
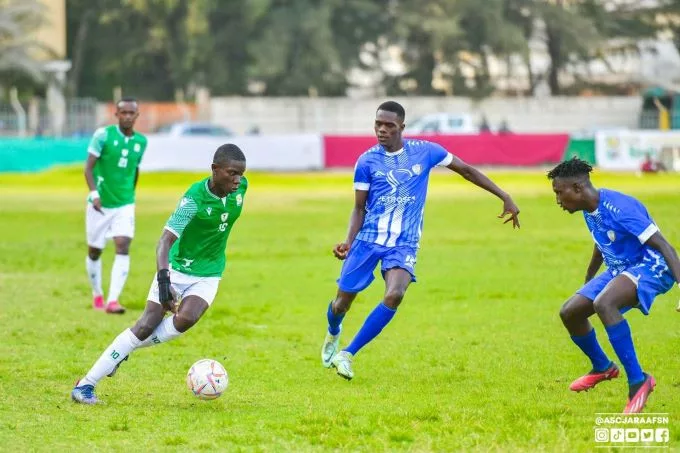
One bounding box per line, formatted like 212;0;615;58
86;203;135;249
147;269;221;306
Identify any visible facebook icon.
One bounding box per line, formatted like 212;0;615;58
655;428;669;443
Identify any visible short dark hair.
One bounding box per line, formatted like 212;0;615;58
214;144;246;165
377;101;405;121
547;157;593;180
116;97;138;109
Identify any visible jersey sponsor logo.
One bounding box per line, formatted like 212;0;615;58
386;169;416;194
236;194;243;206
378;195;416;205
206;207;212;215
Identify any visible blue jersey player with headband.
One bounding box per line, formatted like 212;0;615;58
549;158;680;414
321;101;521;380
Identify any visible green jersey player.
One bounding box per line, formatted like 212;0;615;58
72;144;247;404
84;97;148;314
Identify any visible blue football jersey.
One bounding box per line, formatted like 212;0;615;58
353;139;453;247
583;189;665;274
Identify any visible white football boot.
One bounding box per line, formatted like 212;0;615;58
321;328;341;368
331;351;354;380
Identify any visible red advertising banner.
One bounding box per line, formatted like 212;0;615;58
323;134;569;167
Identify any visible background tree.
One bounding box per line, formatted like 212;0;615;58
0;0;50;96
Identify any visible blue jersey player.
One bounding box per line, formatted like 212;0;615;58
549;158;680;414
321;101;521;380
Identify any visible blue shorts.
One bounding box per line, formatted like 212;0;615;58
577;261;675;315
337;240;417;293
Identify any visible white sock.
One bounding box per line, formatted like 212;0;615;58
138;315;183;348
85;256;103;296
80;329;141;387
107;254;130;303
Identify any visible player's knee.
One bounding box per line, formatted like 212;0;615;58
88;248;102;260
174;312;199;333
384;289;405;308
115;243;131;255
559;301;574;322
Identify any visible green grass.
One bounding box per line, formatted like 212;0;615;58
1;167;679;452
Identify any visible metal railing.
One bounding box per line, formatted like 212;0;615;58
638;110;680;130
0;97;98;137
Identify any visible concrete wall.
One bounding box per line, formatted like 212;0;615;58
210;96;642;135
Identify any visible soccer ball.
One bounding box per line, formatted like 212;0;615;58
186;359;229;400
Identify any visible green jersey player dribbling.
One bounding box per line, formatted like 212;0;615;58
72;144;248;404
84;97;148;314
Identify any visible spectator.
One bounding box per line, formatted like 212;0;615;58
498;119;512;134
640;153;666;173
479;115;491;133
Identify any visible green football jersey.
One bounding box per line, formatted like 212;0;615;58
166;177;248;277
88;125;148;208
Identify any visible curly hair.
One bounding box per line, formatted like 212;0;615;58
547;157;593;179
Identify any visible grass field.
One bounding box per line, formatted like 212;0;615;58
0;167;679;452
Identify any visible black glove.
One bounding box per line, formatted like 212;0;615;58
157;269;172;305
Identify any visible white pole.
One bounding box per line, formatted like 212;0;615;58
9;87;27;137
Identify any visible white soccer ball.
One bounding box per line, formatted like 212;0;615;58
186;359;229;400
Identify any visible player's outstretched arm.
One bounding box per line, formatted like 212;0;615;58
84;154;103;213
645;232;680;310
333;190;368;260
156;229;179;313
445;155;520;228
584;245;604;283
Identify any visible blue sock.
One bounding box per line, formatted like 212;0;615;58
327;302;345;336
571;329;612;372
345;302;396;355
606;319;644;385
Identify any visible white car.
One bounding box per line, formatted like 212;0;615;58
404;113;477;135
155;122;233;137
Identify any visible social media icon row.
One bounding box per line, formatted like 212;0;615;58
595;427;669;443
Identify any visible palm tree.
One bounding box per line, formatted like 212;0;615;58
0;0;49;83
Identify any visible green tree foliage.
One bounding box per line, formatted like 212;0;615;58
62;0;668;99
